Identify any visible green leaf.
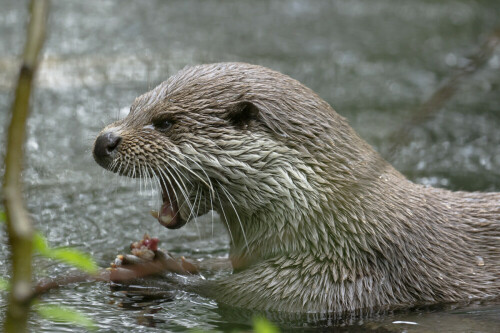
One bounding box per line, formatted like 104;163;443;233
0;211;5;223
47;248;99;274
253;317;280;333
0;277;10;291
33;232;98;274
33;232;50;254
35;304;96;331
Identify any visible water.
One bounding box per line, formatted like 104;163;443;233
1;0;499;331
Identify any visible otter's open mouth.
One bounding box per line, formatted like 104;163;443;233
151;181;187;230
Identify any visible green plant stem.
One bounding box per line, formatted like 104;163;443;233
2;1;50;333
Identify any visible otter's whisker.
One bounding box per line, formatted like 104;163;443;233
195;184;203;220
167;165;199;220
210;196;215;239
125;160;133;178
169;155;213;192
160;175;193;222
140;163;148;199
109;159;118;173
177;153;215;195
170;160;193;187
185;184;199;222
219;181;250;253
160;153;208;200
194;185;204;240
179;163;212;190
159;166;197;225
147;165;159;206
192;168;216;239
143;164;152;198
173;195;190;220
115;160;122;174
188;185;202;240
147;165;161;207
138;164;144;194
142;163;152;200
164;163;197;220
215;189;235;246
157;169;175;205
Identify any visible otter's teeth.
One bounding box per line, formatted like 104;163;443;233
158;202;178;228
152;209;174;226
160;212;173;225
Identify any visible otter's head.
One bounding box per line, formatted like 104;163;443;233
93;63;374;254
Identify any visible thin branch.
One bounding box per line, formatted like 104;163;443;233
2;1;50;333
387;28;500;160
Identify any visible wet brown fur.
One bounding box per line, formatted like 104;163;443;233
95;63;500;314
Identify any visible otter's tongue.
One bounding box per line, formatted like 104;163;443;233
154;182;186;229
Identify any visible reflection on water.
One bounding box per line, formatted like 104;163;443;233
1;0;499;332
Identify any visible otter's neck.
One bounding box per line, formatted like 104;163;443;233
220;150;499;300
218;129;405;267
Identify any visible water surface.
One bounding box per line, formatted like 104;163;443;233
1;0;499;332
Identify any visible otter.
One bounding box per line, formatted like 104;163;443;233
93;62;500;314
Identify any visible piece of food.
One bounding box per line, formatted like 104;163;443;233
109;233;199;276
129;233;159;260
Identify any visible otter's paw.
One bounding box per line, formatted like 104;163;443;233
109;233;199;280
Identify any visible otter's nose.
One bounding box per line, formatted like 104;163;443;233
93;131;121;168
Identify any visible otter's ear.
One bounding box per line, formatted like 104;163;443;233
227;101;259;127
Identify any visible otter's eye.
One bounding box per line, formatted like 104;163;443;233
153;118;173;133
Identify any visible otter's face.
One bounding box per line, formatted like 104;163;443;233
93;63;333;234
93;85;269;232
